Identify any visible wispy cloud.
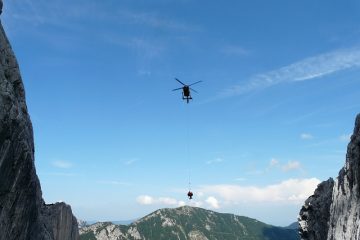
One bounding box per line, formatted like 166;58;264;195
130;38;165;58
220;47;360;97
221;45;249;56
265;158;303;173
10;0;45;25
281;161;302;172
4;0;89;29
118;10;198;32
52;160;73;169
124;158;138;165
269;158;279;167
300;133;314;140
105;35;165;59
206;158;224;164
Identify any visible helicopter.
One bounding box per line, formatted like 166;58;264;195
172;78;202;103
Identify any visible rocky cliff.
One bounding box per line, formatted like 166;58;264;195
80;206;299;240
299;113;360;240
0;11;79;240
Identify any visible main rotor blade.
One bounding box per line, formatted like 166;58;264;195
172;87;183;91
190;88;198;93
188;81;202;86
175;78;186;86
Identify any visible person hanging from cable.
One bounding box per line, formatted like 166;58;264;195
187;191;193;200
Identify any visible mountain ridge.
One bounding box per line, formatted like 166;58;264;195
80;206;299;240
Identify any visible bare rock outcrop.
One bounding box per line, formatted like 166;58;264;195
299;114;360;240
0;10;79;240
42;203;79;240
299;178;334;239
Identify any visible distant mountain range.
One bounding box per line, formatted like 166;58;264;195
78;220;135;227
79;206;299;240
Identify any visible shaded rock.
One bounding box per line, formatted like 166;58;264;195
0;13;79;240
299;178;334;240
42;203;79;240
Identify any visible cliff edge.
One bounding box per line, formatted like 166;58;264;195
299;114;360;240
0;10;79;240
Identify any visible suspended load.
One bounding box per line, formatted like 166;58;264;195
187;191;193;200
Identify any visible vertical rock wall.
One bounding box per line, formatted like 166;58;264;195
0;11;79;240
299;114;360;240
326;114;360;240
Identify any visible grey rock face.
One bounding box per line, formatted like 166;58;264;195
299;114;360;240
0;18;79;240
299;178;334;240
42;203;80;240
327;114;360;240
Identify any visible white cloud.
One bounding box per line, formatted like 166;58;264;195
206;158;224;164
282;161;301;172
199;178;320;204
52;160;73;169
136;195;185;207
220;47;360;97
339;133;352;142
178;201;186;207
300;133;314;140
206;196;220;209
137;178;319;211
190;201;203;208
136;195;154;205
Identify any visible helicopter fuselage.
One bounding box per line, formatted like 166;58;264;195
182;86;192;103
183;86;190;97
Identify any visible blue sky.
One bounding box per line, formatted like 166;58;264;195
2;0;360;226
